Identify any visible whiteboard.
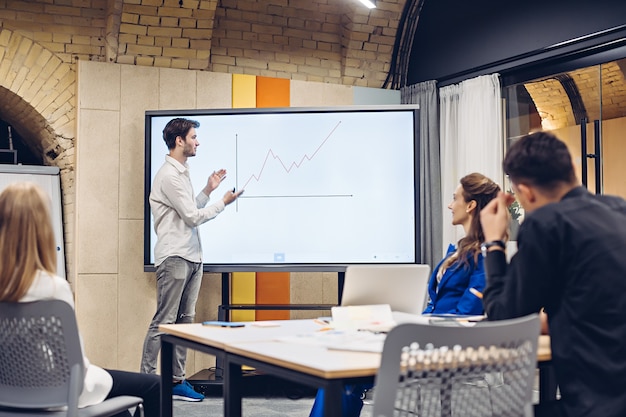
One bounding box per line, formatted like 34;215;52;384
145;106;420;269
0;165;66;279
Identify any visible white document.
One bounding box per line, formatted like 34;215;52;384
331;304;395;331
275;329;386;353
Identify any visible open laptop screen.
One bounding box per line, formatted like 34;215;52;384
340;264;431;315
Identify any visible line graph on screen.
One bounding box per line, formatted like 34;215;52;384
235;121;353;200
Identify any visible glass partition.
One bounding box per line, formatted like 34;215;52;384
504;58;626;199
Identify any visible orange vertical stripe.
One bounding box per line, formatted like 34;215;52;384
255;272;291;320
256;76;290;108
254;76;291;320
255;77;290;319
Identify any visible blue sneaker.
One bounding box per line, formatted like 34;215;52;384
172;380;204;402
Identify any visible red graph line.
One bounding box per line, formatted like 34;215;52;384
241;121;342;190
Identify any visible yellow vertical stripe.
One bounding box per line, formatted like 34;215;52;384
232;74;257;108
230;74;257;319
230;272;256;321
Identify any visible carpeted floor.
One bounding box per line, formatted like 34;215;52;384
172;374;374;417
173;396;317;417
173;397;375;417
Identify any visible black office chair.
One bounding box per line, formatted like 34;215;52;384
0;300;143;417
372;314;540;417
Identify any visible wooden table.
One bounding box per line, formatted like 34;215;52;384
159;319;322;417
159;321;554;417
225;342;379;417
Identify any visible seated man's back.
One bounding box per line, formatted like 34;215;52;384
480;131;626;417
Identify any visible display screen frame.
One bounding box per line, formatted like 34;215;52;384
144;105;421;272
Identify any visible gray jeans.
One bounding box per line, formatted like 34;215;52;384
141;256;203;381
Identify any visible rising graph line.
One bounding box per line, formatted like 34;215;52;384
240;121;342;191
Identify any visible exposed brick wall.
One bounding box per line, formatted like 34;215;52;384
109;0;404;87
117;0;218;69
0;0;107;64
339;0;401;86
524;78;575;130
525;60;626;130
209;0;402;86
1;0;405;86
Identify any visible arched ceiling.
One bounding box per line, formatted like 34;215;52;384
524;59;626;130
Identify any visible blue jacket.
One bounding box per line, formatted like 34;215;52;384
422;244;485;315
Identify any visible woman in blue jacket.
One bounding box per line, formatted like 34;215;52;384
308;172;502;417
423;172;502;315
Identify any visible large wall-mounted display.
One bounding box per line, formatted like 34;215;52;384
144;106;420;271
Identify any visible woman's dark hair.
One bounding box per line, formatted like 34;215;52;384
503;131;576;190
442;172;501;270
162;118;200;150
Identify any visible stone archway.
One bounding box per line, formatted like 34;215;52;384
0;28;77;281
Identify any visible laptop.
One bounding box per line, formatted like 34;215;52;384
340;264;431;315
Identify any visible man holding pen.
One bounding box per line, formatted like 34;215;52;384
479;131;626;417
141;118;243;401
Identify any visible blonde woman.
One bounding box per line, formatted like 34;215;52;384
0;182;160;417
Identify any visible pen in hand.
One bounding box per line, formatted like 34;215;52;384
469;288;483;299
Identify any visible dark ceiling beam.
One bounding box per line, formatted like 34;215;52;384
554;73;587;124
383;0;425;89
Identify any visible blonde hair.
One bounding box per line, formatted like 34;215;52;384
0;182;57;302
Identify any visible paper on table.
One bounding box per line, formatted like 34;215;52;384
325;331;386;353
275;329;386;353
331;304;395;331
251;321;281;327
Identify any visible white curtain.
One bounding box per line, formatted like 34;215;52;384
439;73;503;250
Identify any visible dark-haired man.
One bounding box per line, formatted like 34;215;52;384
479;131;626;417
140;118;243;401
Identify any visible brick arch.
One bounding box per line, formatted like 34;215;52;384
524;78;575;130
0;28;76;280
0;29;76;169
0;87;57;161
524;61;626;130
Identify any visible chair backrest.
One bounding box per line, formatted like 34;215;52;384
341;264;431;314
0;300;85;410
372;314;540;417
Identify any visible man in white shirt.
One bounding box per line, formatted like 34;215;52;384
140;118;242;401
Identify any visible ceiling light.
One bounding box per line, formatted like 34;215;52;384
358;0;376;9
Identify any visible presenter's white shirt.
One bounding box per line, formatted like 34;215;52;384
150;155;225;266
20;271;113;408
